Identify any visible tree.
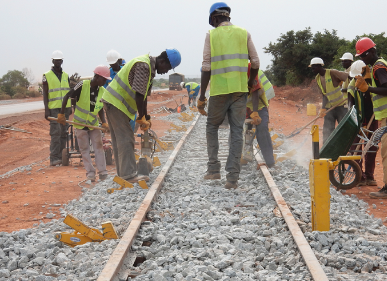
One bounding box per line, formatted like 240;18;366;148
264;28;349;86
0;70;29;97
22;68;35;85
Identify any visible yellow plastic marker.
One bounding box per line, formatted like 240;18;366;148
138;180;148;189
153;156;161;167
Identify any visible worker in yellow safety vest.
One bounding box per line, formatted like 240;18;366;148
42;50;72;166
198;2;260;189
309;57;349;143
355;37;387;198
101;49;181;183
181;82;200;107
57;66;111;182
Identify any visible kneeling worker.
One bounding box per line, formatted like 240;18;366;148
102;49;181;183
57;66;111;182
181;82;200;107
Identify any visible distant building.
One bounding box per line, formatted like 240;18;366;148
169;73;184;90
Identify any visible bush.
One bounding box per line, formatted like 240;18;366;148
13;93;26;99
0;94;12;100
26;90;41;97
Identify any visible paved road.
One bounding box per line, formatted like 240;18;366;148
0;101;44;117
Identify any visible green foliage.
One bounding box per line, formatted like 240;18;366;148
26;90;41;97
0;94;11;100
0;70;29;97
13;93;26;99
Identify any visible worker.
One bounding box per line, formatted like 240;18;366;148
309;57;349;143
354;37;387;198
181;82;200;107
198;2;260;189
102;49;181;183
340;52;354;100
104;50;122;88
42;50;72;166
347;60;378;187
246;63;275;168
57;66;111;182
38;86;42;95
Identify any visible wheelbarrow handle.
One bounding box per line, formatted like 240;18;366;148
47;117;105;131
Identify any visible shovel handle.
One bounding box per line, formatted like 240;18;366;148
48;117;105;131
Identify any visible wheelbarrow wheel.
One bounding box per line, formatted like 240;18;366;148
105;147;113;165
62;148;70;166
329;160;362;190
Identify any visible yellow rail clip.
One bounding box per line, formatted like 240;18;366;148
107;176;134;194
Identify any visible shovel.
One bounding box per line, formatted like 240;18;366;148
48;117;105;131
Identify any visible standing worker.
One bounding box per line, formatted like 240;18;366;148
57;66;111;182
42;50;72;166
102;49;181;183
347;60;378;187
354;37;387;198
198;2;260;189
340;52;354;100
309;57;349;143
246;63;275;168
181;82;200;107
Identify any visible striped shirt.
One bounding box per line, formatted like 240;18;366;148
128;56;156;96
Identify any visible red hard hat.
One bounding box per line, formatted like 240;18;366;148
94;65;112;80
355;37;376;57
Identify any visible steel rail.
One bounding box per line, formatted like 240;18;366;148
254;148;329;281
97;114;200;281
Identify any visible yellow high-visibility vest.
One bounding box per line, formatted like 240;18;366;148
45;70;71;109
316;70;346;108
370;58;387;120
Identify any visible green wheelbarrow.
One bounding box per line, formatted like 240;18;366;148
319;90;364;190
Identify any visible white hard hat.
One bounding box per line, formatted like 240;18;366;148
349;60;366;77
52;50;64;60
340;52;354;61
180;82;185;88
308;57;324;67
106;49;120;64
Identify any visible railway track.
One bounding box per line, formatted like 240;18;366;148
2;110;387;281
97;114;327;281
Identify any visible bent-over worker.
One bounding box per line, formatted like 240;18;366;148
181;82;200;107
102;49;181;183
57;65;111;182
42;50;72;166
198;2;260;189
309;57;349;143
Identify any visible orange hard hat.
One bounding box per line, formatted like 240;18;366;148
355;37;376;57
93;65;112;80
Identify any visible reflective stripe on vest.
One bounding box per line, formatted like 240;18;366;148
102;54;151;120
209;25;248;96
45;70;71;109
370;58;387;120
316;69;345;108
73;80;105;130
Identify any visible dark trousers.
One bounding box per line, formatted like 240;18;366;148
49;107;71;163
350;119;378;180
255;107;275;167
323;105;347;143
206;92;247;182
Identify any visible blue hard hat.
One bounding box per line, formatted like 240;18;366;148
209;2;231;25
166;48;181;69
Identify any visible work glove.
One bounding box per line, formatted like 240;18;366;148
136;116;150;131
57;113;66;125
145;115;152;128
101;123;110;133
250;111;262;125
197;98;208;116
355;76;369;92
318;109;327;118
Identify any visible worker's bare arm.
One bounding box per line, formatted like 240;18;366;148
98;108;106;124
43;83;50;120
199;71;211;101
135;92;145;119
248;68;259;90
369;83;387;96
251;90;259;112
60;90;74;115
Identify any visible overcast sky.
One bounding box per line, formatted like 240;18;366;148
1;0;385;83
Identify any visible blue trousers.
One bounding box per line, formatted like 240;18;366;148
254;107;275;167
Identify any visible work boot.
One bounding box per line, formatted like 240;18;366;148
204;172;221;180
369;185;387;199
224;181;238;189
99;174;108;181
50;159;62;166
357;179;367;186
126;174;150;183
87;176;96;183
366;179;378;186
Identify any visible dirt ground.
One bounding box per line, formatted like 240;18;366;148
0;90;187;232
1;85;386;233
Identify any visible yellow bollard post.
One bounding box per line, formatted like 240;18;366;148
309;125;330;231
